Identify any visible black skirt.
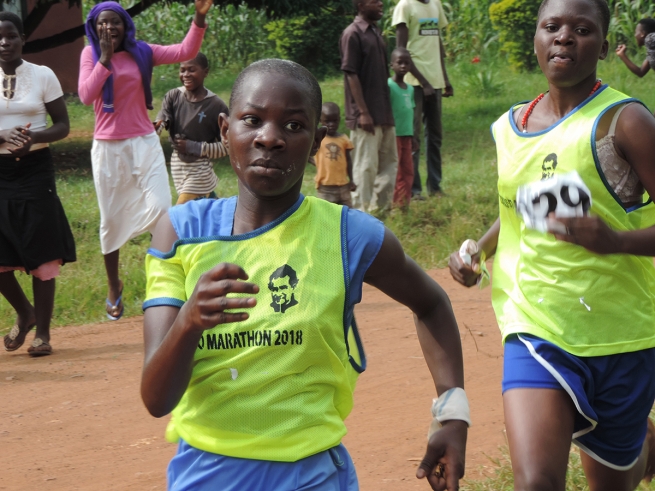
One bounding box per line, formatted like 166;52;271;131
0;148;76;272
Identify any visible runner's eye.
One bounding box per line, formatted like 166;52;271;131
285;122;302;131
243;116;259;126
576;27;590;35
545;24;559;33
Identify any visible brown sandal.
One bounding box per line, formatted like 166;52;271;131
27;338;52;357
4;323;36;352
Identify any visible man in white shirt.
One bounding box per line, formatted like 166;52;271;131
393;0;452;198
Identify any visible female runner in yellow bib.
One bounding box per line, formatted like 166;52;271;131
450;0;655;489
142;59;468;491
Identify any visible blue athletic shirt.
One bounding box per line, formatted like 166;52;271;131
147;195;382;489
147;195;385;323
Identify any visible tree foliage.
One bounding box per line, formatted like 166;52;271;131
266;10;351;79
488;0;540;72
3;0;353;53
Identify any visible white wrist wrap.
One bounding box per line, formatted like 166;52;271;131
427;388;471;439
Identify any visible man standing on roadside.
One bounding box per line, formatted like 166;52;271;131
393;0;452;199
340;0;397;213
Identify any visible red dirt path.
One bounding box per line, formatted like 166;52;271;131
0;269;505;491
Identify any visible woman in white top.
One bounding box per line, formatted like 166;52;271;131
0;12;75;357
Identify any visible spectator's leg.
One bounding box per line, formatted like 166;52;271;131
340;184;353;208
371;125;398;212
424;89;444;195
350;127;380;212
411;87;424;196
393;136;414;207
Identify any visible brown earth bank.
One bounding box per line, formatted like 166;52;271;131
0;269;505;491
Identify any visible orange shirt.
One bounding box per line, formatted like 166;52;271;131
315;134;354;187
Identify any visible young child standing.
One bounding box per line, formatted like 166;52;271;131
388;48;416;208
156;53;228;205
314;102;356;207
141;59;468;491
450;0;655;488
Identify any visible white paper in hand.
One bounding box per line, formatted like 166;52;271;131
516;171;592;233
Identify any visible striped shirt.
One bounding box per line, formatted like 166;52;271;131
170;148;225;195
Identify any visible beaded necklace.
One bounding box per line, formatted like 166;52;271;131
521;79;602;133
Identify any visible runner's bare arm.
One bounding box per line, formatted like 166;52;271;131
449;218;500;287
365;228;466;490
140;214;258;417
553;103;655;255
616;45;651;77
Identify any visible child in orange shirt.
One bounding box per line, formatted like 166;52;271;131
314;102;356;207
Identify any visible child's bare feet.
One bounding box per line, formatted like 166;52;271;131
644;418;655;482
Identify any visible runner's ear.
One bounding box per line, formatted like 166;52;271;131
218;113;229;151
310;126;327;157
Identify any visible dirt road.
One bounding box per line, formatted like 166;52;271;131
0;269;505;491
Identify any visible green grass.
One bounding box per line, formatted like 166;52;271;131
4;57;655;329
462;446;655;490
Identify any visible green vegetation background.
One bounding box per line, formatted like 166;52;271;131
3;0;655;487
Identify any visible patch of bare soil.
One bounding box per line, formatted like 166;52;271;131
0;269;505;491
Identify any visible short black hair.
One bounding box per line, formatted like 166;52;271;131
352;0;362;13
538;0;610;37
189;52;209;70
543;153;558;168
0;12;24;35
321;102;340;116
638;18;655;35
230;58;322;125
268;265;299;290
391;47;411;61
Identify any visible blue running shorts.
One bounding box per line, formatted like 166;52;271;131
503;333;655;470
167;440;359;491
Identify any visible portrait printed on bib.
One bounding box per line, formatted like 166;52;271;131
542;153;558;180
268;265;299;314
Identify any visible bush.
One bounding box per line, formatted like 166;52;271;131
489;0;540;71
265;10;351;80
442;0;499;61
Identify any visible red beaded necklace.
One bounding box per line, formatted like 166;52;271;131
521;79;602;133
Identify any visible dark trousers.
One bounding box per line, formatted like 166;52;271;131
412;87;443;195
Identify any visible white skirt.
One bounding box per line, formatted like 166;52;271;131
91;133;172;255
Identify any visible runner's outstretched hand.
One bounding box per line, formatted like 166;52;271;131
181;262;258;332
448;250;481;288
548;214;621;255
417;420;467;490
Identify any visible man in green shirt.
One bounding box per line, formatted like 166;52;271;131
393;0;453;198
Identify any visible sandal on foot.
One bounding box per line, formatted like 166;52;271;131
106;290;124;321
4;323;36;352
27;338;52;357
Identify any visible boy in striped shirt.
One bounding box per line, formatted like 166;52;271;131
156;53;228;204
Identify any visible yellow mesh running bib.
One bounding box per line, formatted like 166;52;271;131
145;197;365;461
491;86;655;356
